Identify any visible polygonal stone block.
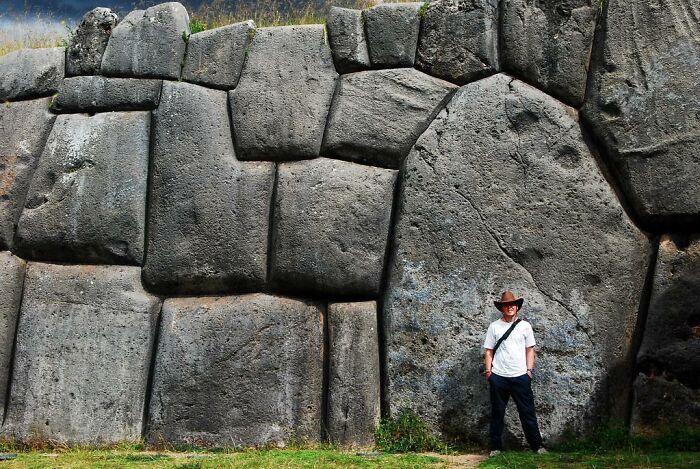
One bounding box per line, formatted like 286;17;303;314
51;76;162;113
0;252;25;422
0;48;64;101
631;374;700;434
326;7;370;73
363;2;421;67
66;7;120;76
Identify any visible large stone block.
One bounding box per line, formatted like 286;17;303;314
14;111;150;265
582;0;700;225
384;74;649;443
271;158;397;298
66;7;120;76
631;374;700;434
3;263;161;444
0;252;25;422
51;76;162;113
501;0;596;107
327;301;380;446
0;98;56;250
0;48;64;101
416;0;500;85
182;21;255;89
363;3;421;67
143;81;274;294
101;2;189;79
326;7;370;73
147;294;324;447
322;68;456;168
229;25;338;160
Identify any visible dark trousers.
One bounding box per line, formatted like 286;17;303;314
489;373;543;451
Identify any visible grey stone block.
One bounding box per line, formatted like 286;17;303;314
326;7;370;73
229;25;338;160
143;81;274;294
0;98;56;250
416;0;500;85
270;158;397;298
14;111;150;265
51;76;162;113
0;252;25;422
582;0;700;224
66;7;120;76
384;74;649;443
0;48;64;101
182;20;255;89
630;374;700;434
3;263;161;444
101;2;189;79
147;294;324;447
327;301;380;446
322;68;456;168
363;2;421;67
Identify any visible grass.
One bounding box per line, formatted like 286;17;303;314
375;408;452;454
481;450;700;469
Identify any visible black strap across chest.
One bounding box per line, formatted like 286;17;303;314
492;319;521;355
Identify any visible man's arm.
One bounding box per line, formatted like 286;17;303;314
484;348;494;380
526;346;536;378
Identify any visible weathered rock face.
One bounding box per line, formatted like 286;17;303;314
101;2;189;79
326;7;370;73
0;98;56;250
582;0;700;225
143;81;274;294
363;3;421;67
66;7;120;76
270;158;397;298
384;74;649;443
416;0;500;85
230;25;338;160
51;77;162;113
327;301;380;446
631;374;700;434
0;48;64;101
322;68;457;168
3;263;161;444
501;0;597;107
0;253;25;421
182;21;255;89
14;111;150;265
147;294;324;447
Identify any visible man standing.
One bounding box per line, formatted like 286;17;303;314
483;291;546;456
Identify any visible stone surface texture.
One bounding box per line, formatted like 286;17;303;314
143;81;274;294
51;76;162;113
14;111;150;265
582;0;700;225
271;158;397;298
416;0;500;85
230;25;338;160
101;2;189;79
66;7;120;76
327;301;381;446
326;7;370;73
182;21;255;89
363;3;421;67
3;263;161;444
147;294;324;447
631;374;700;434
0;98;56;250
384;74;649;443
0;48;64;101
0;252;25;421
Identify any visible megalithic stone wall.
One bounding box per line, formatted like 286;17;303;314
0;0;697;447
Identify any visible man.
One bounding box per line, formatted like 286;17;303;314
483;290;546;456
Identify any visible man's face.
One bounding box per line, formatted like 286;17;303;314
500;303;518;318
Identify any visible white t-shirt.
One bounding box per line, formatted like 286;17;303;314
483;318;536;378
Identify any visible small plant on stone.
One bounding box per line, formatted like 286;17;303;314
419;1;430;17
375;408;451;453
189;19;207;34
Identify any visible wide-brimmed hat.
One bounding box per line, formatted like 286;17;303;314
494;291;524;311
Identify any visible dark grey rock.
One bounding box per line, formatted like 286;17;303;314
3;263;161;444
182;20;255;89
0;98;56;250
501;0;597;107
322;68;456;168
51;76;162;113
66;7;120;76
100;2;189;79
14;111;150;265
143;81;274;294
0;48;64;101
0;253;25;421
270;158;397;298
363;2;421;67
582;0;700;224
147;294;324;447
416;0;500;85
327;301;380;446
630;374;700;434
326;7;370;73
230;25;338;160
384;74;649;443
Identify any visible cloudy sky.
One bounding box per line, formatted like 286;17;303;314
0;0;182;20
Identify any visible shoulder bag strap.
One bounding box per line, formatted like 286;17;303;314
492;318;521;356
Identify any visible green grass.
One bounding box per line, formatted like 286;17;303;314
375;408;452;454
480;450;700;469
